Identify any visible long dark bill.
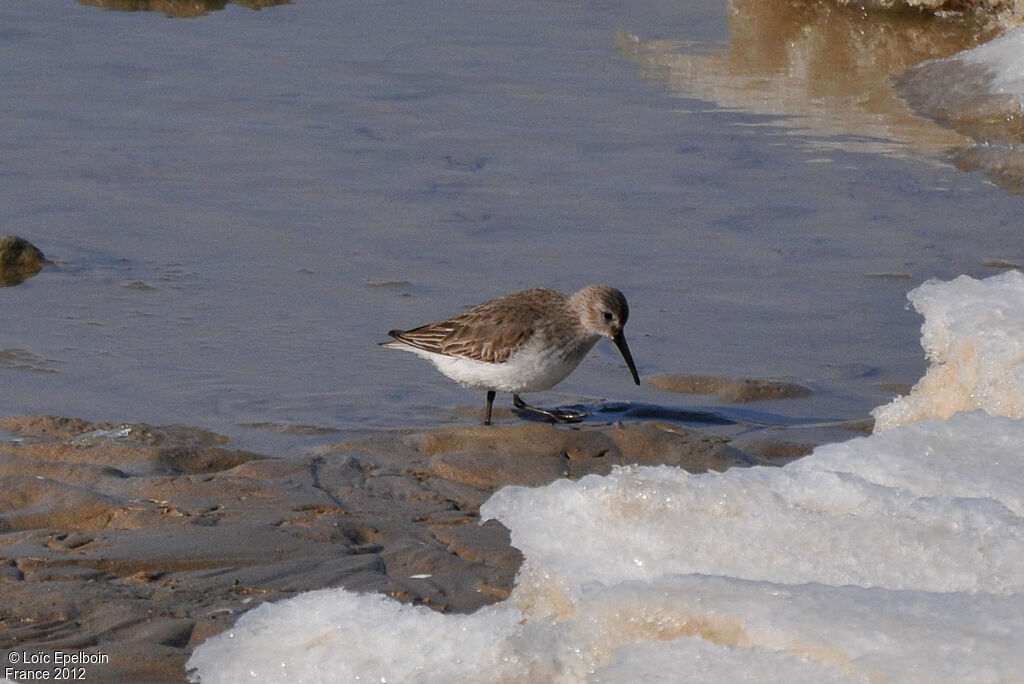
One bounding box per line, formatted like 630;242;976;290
613;332;640;385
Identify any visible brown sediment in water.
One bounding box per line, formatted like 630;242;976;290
0;414;808;681
646;373;813;403
618;0;1024;194
77;0;291;18
621;0;1024;192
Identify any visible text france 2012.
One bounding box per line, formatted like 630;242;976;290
6;650;110;681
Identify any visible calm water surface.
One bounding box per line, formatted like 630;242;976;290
2;0;1022;453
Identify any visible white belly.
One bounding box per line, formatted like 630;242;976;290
397;336;598;393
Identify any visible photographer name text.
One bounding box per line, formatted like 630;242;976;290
6;650;109;680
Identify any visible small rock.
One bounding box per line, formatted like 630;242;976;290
0;236;46;286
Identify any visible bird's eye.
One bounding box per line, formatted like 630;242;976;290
603;311;613;322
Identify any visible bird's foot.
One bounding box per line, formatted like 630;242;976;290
513;395;588;423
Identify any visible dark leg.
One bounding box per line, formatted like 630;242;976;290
484;390;496;425
512;394;588;423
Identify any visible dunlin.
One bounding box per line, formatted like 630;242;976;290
382;285;640;424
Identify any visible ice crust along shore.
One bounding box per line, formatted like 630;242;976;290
873;271;1024;430
900;26;1024;128
186;271;1024;682
897;25;1024;191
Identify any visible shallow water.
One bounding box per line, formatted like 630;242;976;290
2;0;1023;453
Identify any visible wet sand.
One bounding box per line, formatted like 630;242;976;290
0;411;837;682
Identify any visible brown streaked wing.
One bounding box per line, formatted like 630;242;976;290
439;308;535;363
390;289;561;364
387;322;457;354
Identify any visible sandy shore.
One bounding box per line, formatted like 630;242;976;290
0;410;851;682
